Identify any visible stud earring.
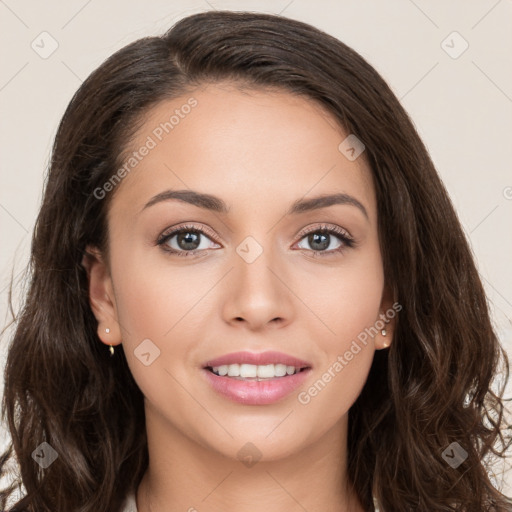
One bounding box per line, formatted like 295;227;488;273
105;328;110;334
382;327;389;349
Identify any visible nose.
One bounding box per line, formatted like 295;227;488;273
221;242;294;331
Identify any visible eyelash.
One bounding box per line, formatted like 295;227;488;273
156;223;356;258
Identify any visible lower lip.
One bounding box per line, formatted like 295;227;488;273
201;368;312;405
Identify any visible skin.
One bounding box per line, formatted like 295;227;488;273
82;83;395;512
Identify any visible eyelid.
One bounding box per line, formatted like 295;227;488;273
295;222;353;241
157;223;220;245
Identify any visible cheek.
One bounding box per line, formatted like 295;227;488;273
109;245;215;395
109;246;205;402
297;249;384;346
111;243;209;338
294;248;383;409
296;343;374;431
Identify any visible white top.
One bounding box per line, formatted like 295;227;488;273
121;491;138;512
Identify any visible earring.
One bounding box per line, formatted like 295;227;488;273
105;328;114;356
382;327;389;349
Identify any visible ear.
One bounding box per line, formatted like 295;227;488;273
81;245;122;348
375;281;398;350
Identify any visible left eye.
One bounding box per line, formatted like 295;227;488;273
297;231;344;252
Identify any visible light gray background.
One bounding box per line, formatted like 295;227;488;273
1;0;511;497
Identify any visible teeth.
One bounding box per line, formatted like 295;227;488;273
217;365;229;376
227;364;240;377
211;363;302;379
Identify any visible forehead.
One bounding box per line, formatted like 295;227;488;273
110;83;376;223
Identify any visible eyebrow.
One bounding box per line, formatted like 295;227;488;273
142;189;369;220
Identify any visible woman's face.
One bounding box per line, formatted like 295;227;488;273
87;83;393;461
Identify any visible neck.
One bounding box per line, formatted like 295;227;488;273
135;403;364;512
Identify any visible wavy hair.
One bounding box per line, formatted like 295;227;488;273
1;10;511;512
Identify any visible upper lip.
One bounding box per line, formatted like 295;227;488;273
203;351;312;369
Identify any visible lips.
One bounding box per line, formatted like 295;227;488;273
202;350;312;369
201;350;312;405
201;366;312;405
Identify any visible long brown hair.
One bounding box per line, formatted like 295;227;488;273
1;10;511;511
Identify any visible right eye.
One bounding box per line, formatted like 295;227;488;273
157;224;221;257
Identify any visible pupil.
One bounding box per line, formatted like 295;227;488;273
178;231;200;250
310;233;328;251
